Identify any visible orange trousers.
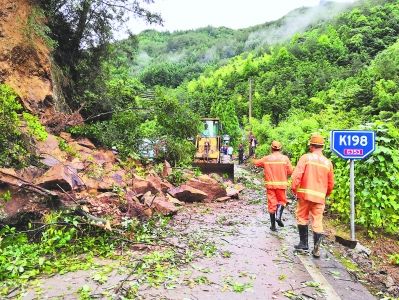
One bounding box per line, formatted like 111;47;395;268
296;198;325;233
266;189;287;213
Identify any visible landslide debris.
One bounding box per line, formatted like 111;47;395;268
0;132;244;226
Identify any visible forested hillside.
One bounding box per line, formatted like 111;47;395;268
126;1;353;87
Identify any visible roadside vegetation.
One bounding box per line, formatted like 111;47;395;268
0;84;47;168
0;212;220;298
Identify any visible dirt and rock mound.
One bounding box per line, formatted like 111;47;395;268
0;133;244;227
0;0;82;131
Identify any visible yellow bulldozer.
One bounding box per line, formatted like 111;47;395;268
193;118;234;178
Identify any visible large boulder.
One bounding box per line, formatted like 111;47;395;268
140;192;178;216
16;166;45;183
99;170;127;190
35;164;83;191
80;169;127;191
36;134;66;167
165;194;184;206
153;197;178;215
168;185;208;202
145;171;174;193
80;175;100;191
131;174;161;195
66;158;85;171
186;175;226;202
141;191;155;207
92;150;116;165
146;172;163;192
59;132;74;143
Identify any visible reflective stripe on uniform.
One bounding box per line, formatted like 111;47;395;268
297;188;326;198
264;161;286;165
266;181;289;186
305;161;330;171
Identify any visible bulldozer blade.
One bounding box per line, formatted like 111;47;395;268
192;163;234;179
335;235;357;249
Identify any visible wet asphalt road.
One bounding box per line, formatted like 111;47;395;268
140;188;375;300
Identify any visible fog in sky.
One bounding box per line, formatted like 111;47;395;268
127;0;356;34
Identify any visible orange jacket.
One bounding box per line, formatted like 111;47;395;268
291;150;334;204
253;152;293;189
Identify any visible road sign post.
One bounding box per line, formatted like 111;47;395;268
331;130;376;241
350;159;355;240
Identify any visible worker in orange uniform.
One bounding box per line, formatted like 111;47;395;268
291;134;334;258
253;141;293;231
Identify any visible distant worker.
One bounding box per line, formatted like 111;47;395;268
227;144;233;160
253;141;293;232
249;132;257;157
291;133;334;258
223;144;228;155
220;144;227;156
238;144;244;164
203;139;211;162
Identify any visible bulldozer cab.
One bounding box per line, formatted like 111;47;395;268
201;118;220;138
194;118;234;179
195;118;221;162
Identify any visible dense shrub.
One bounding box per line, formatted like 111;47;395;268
0;84;48;168
331;121;399;235
0;85;31;168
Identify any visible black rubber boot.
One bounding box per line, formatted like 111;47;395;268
294;225;309;250
269;213;277;232
276;204;285;227
312;232;324;258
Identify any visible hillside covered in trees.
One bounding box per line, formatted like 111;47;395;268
127;1;353;87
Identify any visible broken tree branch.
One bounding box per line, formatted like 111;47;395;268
0;169;58;199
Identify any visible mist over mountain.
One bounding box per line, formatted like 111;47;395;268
115;1;354;87
244;1;353;49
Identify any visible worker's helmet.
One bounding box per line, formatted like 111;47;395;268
271;140;282;150
308;133;325;146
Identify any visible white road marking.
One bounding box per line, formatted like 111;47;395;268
297;254;342;300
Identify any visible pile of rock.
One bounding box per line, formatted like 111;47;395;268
0;133;245;225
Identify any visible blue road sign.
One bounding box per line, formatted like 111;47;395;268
331;130;375;160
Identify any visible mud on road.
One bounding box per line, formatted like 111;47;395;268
21;167;378;300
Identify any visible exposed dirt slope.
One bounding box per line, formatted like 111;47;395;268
0;0;54;119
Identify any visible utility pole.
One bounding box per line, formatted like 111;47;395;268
248;78;253;121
